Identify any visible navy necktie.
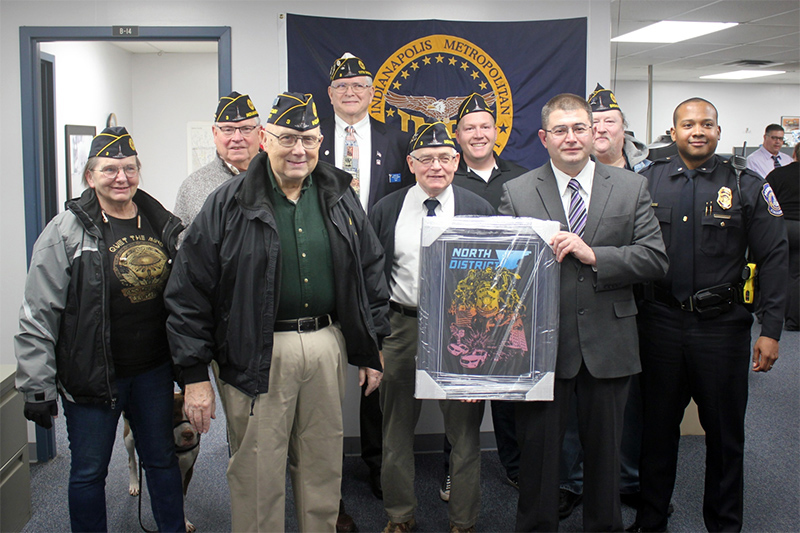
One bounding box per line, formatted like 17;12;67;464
672;169;697;302
773;155;781;169
424;198;440;217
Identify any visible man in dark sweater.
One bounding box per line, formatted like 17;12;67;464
767;142;800;330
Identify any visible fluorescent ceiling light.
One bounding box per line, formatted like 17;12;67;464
612;21;738;43
700;70;787;80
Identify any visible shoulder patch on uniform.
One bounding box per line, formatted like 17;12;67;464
762;183;783;217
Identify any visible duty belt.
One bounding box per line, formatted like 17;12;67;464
644;283;741;319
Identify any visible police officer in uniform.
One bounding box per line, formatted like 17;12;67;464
629;98;789;532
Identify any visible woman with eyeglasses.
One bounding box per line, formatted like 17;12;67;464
15;126;185;532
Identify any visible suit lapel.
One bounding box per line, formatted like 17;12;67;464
584;164;611;244
370;119;389;207
320;120;335;165
536;165;568;229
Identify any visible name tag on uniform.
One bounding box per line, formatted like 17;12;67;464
389;173;401;183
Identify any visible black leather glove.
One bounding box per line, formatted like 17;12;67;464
24;400;58;429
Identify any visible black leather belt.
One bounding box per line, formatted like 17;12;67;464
389;301;418;318
274;314;333;333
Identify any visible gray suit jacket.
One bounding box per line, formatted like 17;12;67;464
499;161;668;380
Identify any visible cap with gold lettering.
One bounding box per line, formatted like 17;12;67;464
457;93;494;124
215;91;259;123
409;122;456;153
267;92;320;132
90;126;137;159
587;83;621;113
330;52;372;81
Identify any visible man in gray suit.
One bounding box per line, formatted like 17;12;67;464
498;93;668;532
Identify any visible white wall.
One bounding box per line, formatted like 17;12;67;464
40;41;135;208
1;1;611;443
614;80;800;151
131;52;218;209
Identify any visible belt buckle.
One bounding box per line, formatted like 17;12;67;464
680;297;694;312
297;317;315;333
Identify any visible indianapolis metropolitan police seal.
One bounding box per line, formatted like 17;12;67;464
370;35;513;154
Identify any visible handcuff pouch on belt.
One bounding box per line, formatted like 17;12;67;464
643;283;740;319
692;284;739;319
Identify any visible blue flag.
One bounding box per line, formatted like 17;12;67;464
287;14;587;170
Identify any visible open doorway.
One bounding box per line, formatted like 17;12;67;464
41;39;221;213
20;26;231;262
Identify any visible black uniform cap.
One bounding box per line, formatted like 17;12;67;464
587;83;621;113
267;92;320;132
457;93;495;124
330;52;372;81
215;91;259;123
409;122;456;153
90;126;137;159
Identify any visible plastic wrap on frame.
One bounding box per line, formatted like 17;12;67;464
416;216;560;401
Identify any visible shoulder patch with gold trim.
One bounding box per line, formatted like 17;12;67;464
762;183;783;217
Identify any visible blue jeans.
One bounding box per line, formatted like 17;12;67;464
62;362;184;532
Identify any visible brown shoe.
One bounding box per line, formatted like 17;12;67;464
382;518;416;533
449;523;476;533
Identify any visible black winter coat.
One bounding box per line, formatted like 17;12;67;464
165;153;390;397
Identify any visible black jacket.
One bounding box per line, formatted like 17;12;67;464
369;184;496;285
165;152;390;397
15;188;182;405
452;154;528;209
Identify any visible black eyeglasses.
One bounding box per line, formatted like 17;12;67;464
543;124;592;138
265;130;322;149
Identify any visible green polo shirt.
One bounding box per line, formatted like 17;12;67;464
268;166;336;320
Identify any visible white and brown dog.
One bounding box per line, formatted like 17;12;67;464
124;391;201;532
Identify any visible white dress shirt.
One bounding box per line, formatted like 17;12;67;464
390;184;455;307
334;114;372;211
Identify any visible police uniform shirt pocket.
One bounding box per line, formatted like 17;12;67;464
700;211;742;257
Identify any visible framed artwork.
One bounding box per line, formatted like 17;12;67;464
416;216;560;401
65;125;96;199
781;116;799;132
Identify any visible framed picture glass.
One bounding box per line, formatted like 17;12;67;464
417;216;560;401
65;125;96;200
781;116;799;132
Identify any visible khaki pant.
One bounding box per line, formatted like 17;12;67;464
219;324;347;532
380;311;485;528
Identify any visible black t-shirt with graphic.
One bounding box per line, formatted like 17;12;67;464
101;213;172;378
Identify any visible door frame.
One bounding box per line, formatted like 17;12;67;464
19;26;231;462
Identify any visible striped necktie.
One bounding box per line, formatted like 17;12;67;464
343;125;360;196
773;155;782;169
567;179;587;238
